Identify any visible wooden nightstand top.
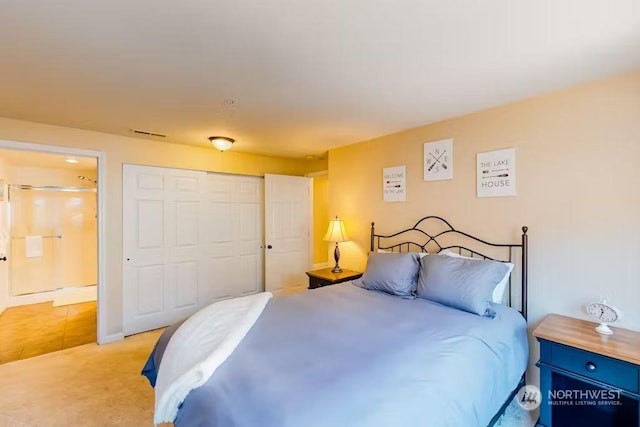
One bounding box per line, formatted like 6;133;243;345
305;268;362;282
533;314;640;365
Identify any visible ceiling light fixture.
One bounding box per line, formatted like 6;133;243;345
65;158;79;164
209;136;235;152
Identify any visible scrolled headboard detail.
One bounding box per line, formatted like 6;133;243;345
370;216;529;320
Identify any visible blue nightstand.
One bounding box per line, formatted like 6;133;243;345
533;314;640;427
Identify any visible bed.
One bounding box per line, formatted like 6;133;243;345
142;216;530;427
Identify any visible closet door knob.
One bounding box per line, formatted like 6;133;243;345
0;256;6;261
267;245;273;249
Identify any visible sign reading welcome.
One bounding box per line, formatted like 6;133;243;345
383;165;407;202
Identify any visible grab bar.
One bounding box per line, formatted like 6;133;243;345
11;235;62;239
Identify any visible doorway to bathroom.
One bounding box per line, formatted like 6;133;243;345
0;147;100;364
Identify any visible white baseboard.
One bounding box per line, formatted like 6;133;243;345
98;332;125;345
8;290;57;307
52;285;97;307
9;286;97;308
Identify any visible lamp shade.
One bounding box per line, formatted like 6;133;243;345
209;136;235;152
323;217;350;243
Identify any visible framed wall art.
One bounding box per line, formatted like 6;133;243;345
477;148;517;197
423;138;453;181
383;165;406;202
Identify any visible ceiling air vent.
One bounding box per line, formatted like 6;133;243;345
129;129;167;138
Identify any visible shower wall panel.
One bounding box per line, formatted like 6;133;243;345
10;188;97;296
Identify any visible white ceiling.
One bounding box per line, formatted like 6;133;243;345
0;1;638;158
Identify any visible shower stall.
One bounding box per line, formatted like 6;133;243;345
8;183;97;299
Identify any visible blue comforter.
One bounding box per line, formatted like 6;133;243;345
143;282;528;427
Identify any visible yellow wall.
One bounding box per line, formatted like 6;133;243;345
312;175;329;265
0;117;327;339
329;71;640;378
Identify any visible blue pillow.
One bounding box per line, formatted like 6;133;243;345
417;254;509;316
356;252;420;298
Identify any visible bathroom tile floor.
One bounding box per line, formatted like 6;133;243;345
0;301;96;364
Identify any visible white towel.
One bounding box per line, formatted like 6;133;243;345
25;235;43;258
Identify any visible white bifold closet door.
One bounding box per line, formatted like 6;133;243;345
122;165;263;336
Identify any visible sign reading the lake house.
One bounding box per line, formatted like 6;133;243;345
476;148;517;198
383;165;407;202
424;138;453;181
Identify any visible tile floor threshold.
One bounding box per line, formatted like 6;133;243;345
0;301;96;364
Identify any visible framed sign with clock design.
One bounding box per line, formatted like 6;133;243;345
423;138;453;181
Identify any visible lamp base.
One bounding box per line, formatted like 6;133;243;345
332;242;343;274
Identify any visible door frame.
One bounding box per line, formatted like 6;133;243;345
0;139;107;344
305;170;328;270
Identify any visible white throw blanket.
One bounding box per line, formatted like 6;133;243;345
154;292;273;424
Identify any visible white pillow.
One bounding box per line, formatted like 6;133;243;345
439;249;514;303
378;248;428;258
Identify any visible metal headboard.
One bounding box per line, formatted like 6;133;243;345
370;216;529;320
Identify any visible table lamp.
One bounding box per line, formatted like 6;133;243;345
323;216;350;273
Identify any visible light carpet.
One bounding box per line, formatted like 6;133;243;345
0;329;166;427
495;398;538;427
0;327;537;426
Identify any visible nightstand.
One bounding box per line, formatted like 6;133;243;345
305;268;363;290
533;314;640;427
